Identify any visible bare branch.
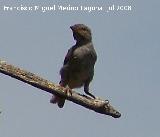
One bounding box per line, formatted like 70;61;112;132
0;59;121;118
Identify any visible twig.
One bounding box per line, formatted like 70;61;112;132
0;59;121;118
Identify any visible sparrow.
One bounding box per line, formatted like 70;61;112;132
50;24;97;108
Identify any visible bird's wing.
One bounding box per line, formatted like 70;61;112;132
63;46;76;65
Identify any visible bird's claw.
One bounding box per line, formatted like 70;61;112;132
64;86;72;96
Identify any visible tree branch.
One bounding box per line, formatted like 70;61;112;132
0;59;121;118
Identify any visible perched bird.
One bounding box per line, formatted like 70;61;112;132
50;24;97;108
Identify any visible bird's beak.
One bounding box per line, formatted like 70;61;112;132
70;26;74;31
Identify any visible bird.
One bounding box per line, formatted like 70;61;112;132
50;24;97;108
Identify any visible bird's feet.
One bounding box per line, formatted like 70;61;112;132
63;86;72;96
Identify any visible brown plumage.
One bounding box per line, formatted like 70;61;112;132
50;24;97;108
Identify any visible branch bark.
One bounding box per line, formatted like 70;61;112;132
0;59;121;118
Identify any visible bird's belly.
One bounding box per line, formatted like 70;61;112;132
68;79;84;89
68;70;89;89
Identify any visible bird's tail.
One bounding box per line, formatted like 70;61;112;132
50;95;65;108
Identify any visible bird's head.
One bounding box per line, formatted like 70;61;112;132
70;24;92;43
